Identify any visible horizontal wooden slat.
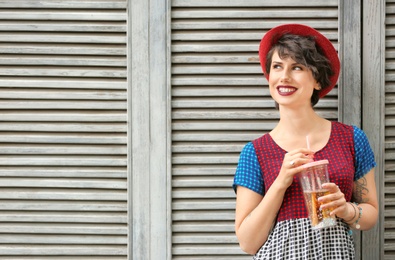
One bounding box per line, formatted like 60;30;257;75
0;144;127;155
0;0;126;9
0;101;126;109
172;110;337;119
0;189;126;201
172;86;339;97
172;132;266;142
0;134;125;144
172;20;339;30
0;123;126;132
0;113;126;122
172;32;338;41
172;244;244;255
172;200;235;210
0;11;126;21
172;64;262;74
172;166;236;176
0;178;126;189
172;143;244;153
173;189;235;199
173;211;234;221
0;168;126;178
0;45;126;55
173;154;239;164
0;22;126;32
172;222;234;232
0;34;125;44
172;86;269;96
0;156;126;166
172;9;338;18
172;121;276;130
0;245;127;255
172;177;233;187
172;0;338;7
0;78;126;88
0;223;127;234
172;53;259;63
173;257;249;260
173;234;237;244
0;234;127;244
2;256;126;260
0;200;126;211
0;68;126;78
172;98;338;108
0;212;127;223
0;56;126;67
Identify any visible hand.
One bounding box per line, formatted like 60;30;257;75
275;148;315;190
318;183;349;219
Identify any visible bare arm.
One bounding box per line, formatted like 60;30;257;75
235;148;314;255
321;169;378;230
349;169;378;230
235;184;286;255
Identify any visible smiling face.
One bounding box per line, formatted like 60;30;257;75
264;34;334;107
268;51;320;108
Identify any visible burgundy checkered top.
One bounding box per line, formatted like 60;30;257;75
252;121;355;222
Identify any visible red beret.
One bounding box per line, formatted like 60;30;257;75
259;24;340;98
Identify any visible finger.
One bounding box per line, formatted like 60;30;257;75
322;183;340;193
320;196;346;212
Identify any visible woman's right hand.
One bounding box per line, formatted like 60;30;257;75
276;148;315;189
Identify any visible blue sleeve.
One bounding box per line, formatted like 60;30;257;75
233;142;264;196
353;126;376;180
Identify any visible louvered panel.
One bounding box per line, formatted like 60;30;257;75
386;1;395;259
171;1;339;258
0;0;127;259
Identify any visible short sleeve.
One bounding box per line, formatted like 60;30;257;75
353;126;376;180
233;142;264;195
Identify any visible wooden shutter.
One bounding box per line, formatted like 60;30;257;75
0;0;127;258
171;0;339;258
385;1;395;259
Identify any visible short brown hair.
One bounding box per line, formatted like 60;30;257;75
265;34;334;107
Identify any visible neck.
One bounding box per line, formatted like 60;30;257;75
272;105;328;138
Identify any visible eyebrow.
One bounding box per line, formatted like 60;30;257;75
271;60;301;66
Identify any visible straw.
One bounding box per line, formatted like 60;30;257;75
306;135;318;226
306;135;314;161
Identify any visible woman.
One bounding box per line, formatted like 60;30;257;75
233;24;378;259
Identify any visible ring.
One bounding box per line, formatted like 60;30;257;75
290;160;295;166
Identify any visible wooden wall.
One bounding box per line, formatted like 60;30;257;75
0;0;389;259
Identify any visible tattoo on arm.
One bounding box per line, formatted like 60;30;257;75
353;176;369;203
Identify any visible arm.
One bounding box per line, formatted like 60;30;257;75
320;126;378;229
348;169;378;230
321;169;378;230
235;148;314;255
235;183;286;255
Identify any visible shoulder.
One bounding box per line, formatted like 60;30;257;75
332;121;354;134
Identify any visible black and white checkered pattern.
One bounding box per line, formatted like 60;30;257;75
253;218;355;260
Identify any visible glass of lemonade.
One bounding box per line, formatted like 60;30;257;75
298;159;337;229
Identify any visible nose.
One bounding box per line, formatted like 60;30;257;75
280;70;290;82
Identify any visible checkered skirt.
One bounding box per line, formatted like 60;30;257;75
253;218;354;260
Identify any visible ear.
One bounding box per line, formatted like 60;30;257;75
315;83;321;90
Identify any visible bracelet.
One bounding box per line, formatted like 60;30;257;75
354;203;362;229
343;202;357;223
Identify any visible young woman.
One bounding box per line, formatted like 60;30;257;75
233;24;378;259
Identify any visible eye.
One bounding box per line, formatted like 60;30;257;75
293;65;303;71
272;64;281;69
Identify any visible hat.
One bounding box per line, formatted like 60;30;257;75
259;24;340;98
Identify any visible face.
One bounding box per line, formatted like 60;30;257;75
268;51;320;107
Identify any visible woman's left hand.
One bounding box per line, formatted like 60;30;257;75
318;183;350;220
